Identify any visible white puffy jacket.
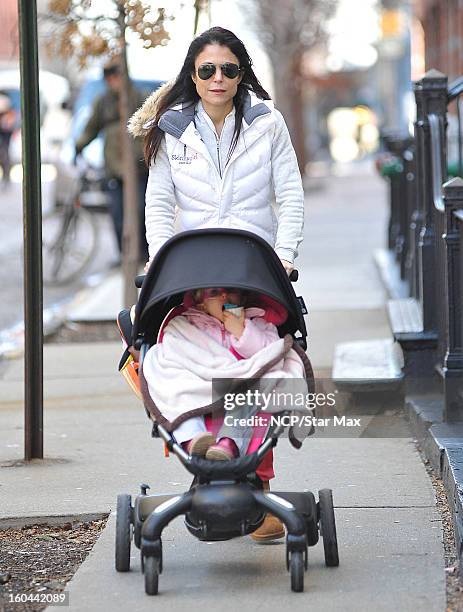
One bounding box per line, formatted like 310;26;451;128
131;90;304;263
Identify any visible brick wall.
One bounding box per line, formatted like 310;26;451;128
415;0;463;80
0;0;18;62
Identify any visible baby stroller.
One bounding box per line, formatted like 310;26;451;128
115;228;339;595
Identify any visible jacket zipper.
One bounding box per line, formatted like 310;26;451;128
215;115;236;179
216;136;222;178
182;111;267;182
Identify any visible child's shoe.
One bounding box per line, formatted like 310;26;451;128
205;437;239;461
182;432;215;457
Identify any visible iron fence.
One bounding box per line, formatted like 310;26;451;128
382;70;463;420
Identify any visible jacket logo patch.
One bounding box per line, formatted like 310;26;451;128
172;145;198;165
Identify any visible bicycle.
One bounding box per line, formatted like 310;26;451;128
42;158;108;286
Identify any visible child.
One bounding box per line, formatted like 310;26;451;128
173;287;284;461
140;285;306;541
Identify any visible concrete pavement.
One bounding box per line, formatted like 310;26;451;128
0;164;445;610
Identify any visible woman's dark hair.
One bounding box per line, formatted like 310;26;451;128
144;27;271;166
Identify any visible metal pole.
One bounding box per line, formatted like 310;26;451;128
18;0;43;460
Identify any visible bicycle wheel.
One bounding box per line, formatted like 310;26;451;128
42;204;98;286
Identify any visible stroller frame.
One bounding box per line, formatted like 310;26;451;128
116;414;339;595
114;229;339;594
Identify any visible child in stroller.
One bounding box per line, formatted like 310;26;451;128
143;285;305;461
116;228;339;595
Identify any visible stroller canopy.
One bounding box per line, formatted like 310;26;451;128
133;229;307;345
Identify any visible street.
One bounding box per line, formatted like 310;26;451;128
0;178;118;333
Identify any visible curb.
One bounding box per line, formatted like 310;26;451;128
406;396;463;577
0;303;66;361
0;511;109;531
0;271;110;361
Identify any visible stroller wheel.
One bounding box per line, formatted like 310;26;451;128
318;489;339;567
304;491;319;546
144;556;160;595
115;494;133;572
289;551;304;592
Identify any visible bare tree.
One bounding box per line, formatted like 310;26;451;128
193;0;210;35
44;0;171;306
247;0;336;173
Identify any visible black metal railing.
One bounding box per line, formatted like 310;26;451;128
382;69;463;420
448;77;463;179
403;146;420;300
382;134;415;284
443;183;463;420
414;71;448;337
428;110;448;370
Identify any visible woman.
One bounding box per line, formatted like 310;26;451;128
128;26;305;542
128;26;304;275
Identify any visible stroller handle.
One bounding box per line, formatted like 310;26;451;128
289;269;298;282
135;269;298;288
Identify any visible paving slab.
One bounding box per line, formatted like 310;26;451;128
64;483;445;612
296;172;388;311
66;506;443;612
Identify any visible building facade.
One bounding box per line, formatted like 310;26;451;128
414;0;463;80
0;0;19;65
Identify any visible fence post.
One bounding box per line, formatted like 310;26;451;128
443;178;463;421
414;69;448;334
383;133;403;253
386;135;412;279
402;144;418;294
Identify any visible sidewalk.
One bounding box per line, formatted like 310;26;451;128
0;164;445;610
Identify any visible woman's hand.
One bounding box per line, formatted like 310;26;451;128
280;259;294;275
223;309;245;339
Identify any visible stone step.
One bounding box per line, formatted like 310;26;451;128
332;338;404;392
387;297;424;338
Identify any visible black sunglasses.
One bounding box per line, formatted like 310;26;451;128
197;62;241;80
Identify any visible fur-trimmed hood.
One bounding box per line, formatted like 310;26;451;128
127;79;174;138
128;82;274;140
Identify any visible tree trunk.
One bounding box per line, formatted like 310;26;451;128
271;49;306;175
289;50;306;175
117;4;139;307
